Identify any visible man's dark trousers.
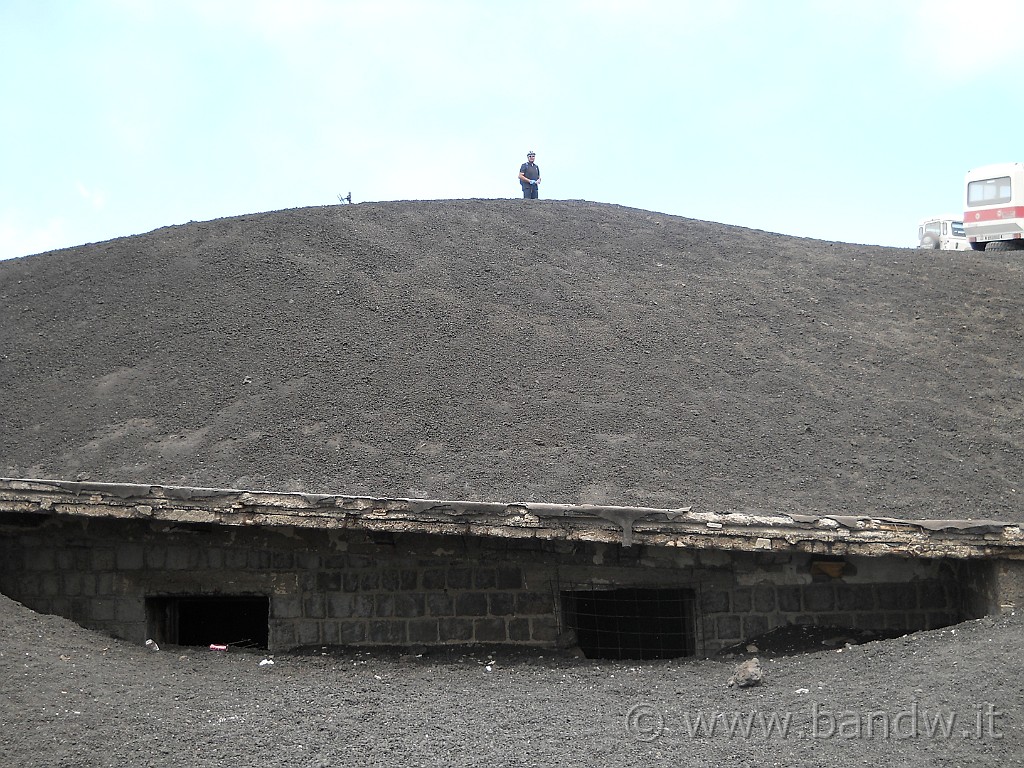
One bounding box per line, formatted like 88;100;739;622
522;184;539;199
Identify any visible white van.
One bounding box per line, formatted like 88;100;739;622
963;162;1024;250
917;216;970;250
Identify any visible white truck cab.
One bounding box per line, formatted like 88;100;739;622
963;162;1024;250
917;215;970;250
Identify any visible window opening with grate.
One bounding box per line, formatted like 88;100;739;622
146;595;269;650
562;586;696;660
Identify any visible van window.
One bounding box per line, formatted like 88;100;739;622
967;176;1012;206
951;221;965;237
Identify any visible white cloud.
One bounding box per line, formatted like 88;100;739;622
76;182;108;211
904;0;1024;81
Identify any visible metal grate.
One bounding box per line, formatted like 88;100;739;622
561;586;697;660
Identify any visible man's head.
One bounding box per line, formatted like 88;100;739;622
527;151;536;162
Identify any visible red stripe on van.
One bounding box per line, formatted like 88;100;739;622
964;207;1024;222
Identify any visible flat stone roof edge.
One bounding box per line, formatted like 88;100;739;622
2;478;1021;559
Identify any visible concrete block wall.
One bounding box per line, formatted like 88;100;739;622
697;579;965;653
0;516;983;656
0;519;560;651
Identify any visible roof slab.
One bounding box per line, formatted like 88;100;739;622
1;478;1022;560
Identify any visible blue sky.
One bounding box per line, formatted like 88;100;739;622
2;0;1023;260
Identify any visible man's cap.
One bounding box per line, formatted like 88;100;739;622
527;151;535;155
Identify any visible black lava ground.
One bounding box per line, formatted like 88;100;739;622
2;199;1023;522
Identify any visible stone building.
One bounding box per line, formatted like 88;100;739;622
2;478;1021;658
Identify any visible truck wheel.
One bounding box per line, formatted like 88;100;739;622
920;235;938;249
969;241;987;251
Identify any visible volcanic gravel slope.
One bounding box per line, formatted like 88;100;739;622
0;593;1021;767
1;199;1023;522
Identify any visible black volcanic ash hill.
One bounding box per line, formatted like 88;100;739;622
1;199;1022;521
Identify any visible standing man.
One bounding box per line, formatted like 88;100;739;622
518;151;541;199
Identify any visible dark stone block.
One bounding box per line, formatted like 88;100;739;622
836;584;876;611
853;613;885;630
322;554;350;569
296;552;320;570
400;570;419;590
303;595;325;618
508;618;531;641
777;586;802;613
447;568;473;589
296;620;321;645
422;569;446;590
327;594;373;618
62;573;82;596
732;588;752;613
321;621;341;645
752;586;776;612
701;590;730;614
408;619;439;644
375;594;395;617
488;592;515;616
317;572;343;592
742;615;769;640
530;617;559;642
426;592;454;617
368;620;407;645
380;570;400;591
717;615;741;641
496;567;523;590
803;584;835;612
439;618;473;642
877;583;915;610
269;621;296;649
339;620;367;644
343;573;360;593
474;569;497;589
917;581;947;610
455;592;488;617
114;599;144;623
272;551;295;569
474;618;507;642
115;548;144;573
883;613;908;631
394;593;425;618
163;547;189;570
273;596;303;619
359;571;380;591
246;550;271;569
903;612;928;631
515;592;553;616
26;548;54;573
144;549;166;569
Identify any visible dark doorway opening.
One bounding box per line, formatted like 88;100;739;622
562;587;696;660
146;596;269;649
